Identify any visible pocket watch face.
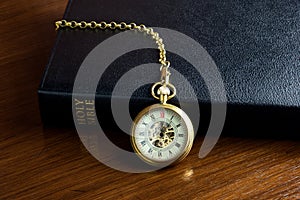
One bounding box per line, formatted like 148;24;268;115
131;104;194;166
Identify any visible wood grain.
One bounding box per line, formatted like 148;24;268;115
0;0;299;199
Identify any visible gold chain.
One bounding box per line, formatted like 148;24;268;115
55;20;170;68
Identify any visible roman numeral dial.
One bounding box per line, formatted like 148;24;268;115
131;104;194;166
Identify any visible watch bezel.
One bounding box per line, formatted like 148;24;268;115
131;103;194;166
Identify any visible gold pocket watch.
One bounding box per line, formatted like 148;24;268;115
55;20;195;166
131;63;194;166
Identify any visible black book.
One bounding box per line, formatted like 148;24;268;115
39;0;300;139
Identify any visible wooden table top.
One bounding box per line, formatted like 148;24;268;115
1;0;299;199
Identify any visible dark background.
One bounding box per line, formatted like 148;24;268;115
39;0;300;138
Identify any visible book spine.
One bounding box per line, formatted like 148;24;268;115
38;90;300;139
38;90;75;126
38;90;154;127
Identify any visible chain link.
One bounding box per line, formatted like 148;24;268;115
55;20;170;68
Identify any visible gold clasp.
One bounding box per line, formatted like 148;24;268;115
151;62;176;104
160;66;170;84
160;61;170;84
55;21;61;30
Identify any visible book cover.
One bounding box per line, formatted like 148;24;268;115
39;0;300;139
